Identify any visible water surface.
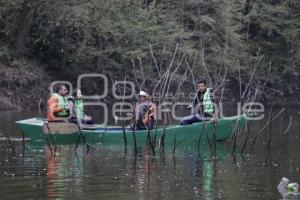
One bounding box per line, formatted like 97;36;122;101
0;108;300;200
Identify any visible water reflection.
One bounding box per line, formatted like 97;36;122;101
0;138;297;200
45;146;87;199
8;144;219;200
46;149;58;199
1;108;300;199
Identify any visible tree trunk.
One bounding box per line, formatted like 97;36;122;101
12;0;35;54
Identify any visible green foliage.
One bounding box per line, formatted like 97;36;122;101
0;0;299;82
0;46;14;64
246;0;300;76
0;0;23;42
11;1;180;77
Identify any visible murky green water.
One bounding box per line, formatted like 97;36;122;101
0;108;300;199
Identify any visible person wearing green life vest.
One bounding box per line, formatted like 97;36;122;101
180;80;217;125
69;89;93;125
47;84;71;121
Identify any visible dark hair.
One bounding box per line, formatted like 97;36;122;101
56;84;66;93
197;79;207;85
73;88;79;97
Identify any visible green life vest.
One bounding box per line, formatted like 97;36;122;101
51;93;69;117
74;99;85;118
203;88;214;114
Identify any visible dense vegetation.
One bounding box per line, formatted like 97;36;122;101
0;0;300;108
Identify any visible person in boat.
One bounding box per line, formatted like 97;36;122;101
180;80;217;125
47;84;71;122
134;91;157;130
69;89;93;125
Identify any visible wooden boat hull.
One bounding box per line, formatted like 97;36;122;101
15;115;247;146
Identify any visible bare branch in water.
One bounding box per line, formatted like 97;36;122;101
274;116;293;148
250;108;285;148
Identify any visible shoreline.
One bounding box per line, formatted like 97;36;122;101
1;61;300;111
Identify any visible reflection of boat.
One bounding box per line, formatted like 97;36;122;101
20;143;224;200
15;115;246;145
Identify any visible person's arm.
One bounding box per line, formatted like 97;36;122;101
186;93;198;110
82;111;92;120
134;104;142;121
151;102;157;120
47;96;63;120
193;93;199;107
48;96;63;113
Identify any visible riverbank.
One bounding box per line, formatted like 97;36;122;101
0;60;50;111
1;59;300;111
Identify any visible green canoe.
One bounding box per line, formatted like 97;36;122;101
15;115;247;145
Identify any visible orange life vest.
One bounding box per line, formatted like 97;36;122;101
142;104;156;125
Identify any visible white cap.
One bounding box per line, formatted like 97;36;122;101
139;90;149;97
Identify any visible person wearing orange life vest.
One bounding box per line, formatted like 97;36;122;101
135;91;157;130
47;84;72;121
